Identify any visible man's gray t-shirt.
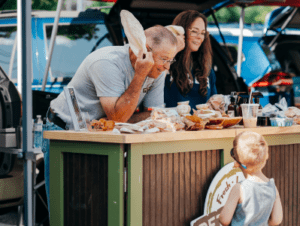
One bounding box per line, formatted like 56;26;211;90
51;44;165;125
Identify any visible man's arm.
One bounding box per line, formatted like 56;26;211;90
127;111;151;123
100;50;154;122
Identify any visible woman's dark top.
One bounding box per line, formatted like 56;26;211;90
164;69;217;111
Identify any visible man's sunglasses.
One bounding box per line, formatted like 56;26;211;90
231;148;247;169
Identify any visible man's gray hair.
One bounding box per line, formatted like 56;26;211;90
145;26;177;50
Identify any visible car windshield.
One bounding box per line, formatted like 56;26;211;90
0;26;17;80
45;23;112;79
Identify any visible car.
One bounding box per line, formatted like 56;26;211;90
208;4;300;107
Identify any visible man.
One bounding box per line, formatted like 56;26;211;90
49;26;178;127
43;25;184;214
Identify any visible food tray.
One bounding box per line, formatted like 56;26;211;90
208;117;242;128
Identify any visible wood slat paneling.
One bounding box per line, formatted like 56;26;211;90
162;154;168;226
174;153;179;226
293;144;297;226
155;154;162;226
150;155;156;226
63;153;108;226
262;144;300;226
143;155;150;226
143;150;222;226
168;153;173;225
298;144;300;226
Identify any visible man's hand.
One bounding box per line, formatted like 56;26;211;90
134;49;154;78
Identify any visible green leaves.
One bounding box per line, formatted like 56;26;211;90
207;6;278;24
1;0;114;13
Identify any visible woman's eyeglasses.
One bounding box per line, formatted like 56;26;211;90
148;46;176;65
189;29;206;38
231;148;247;169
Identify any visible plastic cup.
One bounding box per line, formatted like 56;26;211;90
241;104;259;128
81;112;91;131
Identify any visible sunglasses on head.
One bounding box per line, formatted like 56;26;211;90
231;148;247;169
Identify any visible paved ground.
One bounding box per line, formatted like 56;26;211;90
0;207;22;226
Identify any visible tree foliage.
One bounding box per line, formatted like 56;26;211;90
1;0;58;11
1;0;113;12
207;6;277;24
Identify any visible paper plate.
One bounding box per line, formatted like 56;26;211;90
120;10;147;56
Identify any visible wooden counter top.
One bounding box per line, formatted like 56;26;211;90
44;125;300;144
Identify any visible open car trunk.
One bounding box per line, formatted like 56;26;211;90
260;6;300;75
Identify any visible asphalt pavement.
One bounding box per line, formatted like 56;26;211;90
0;207;22;226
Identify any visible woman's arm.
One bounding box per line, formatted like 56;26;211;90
219;183;241;226
268;186;283;225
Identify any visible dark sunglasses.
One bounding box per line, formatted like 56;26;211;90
231;148;247;169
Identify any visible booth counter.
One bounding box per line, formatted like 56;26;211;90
44;125;300;226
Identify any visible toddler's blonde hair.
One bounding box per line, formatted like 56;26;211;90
233;131;269;173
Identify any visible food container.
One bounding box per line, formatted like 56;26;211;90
285;118;294;126
257;116;271;126
176;101;191;116
270;118;294;127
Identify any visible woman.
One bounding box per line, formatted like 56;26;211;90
164;10;217;110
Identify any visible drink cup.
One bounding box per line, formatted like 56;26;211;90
81;112;91;131
241;104;259;128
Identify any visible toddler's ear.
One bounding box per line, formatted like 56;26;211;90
233;161;240;169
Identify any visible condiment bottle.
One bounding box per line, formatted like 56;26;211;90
227;96;238;117
33;115;43;148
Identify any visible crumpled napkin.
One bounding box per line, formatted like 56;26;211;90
262;103;278;117
275;97;288;111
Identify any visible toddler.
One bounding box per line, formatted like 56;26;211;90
219;131;283;226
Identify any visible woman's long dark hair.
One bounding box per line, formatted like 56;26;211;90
170;10;213;96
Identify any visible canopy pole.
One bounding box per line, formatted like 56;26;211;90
77;0;83;11
17;1;22;94
41;0;64;91
237;6;245;78
20;0;33;224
